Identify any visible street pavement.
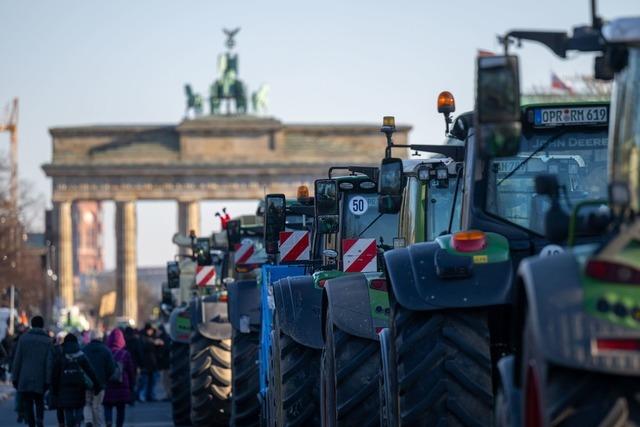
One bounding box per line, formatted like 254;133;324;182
0;385;173;427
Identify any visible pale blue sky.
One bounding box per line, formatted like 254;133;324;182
1;0;638;269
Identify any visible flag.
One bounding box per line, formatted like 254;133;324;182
551;72;573;94
477;49;495;57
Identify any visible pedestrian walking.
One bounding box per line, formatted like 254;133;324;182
51;332;67;427
11;316;54;427
52;333;101;427
139;324;159;402
103;329;135;427
83;330;116;427
156;325;171;400
123;327;142;400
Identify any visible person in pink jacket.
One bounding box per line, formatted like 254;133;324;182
102;329;135;427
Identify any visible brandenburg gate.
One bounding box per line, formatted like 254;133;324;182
43;115;410;323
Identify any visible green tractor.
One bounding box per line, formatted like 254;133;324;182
491;12;640;427
381;60;611;424
223;214;268;427
270;165;392;426
166;229;231;427
320;111;469;427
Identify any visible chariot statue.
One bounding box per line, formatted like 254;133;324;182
184;27;269;116
209;28;248;114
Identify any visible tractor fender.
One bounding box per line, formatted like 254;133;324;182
272;275;324;349
496;355;522;427
190;295;232;340
227;279;261;332
384;241;513;311
168;304;192;344
519;253;640;376
324;273;384;341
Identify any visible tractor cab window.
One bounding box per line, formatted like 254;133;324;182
285;213;314;231
426;180;461;240
399;175;461;244
610;48;640;209
342;193;397;245
486;106;609;235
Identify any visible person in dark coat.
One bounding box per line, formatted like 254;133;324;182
83;330;115;427
51;333;67;427
52;334;101;427
11;316;54;427
156;325;170;400
138;324;159;402
123;327;143;371
103;329;135;427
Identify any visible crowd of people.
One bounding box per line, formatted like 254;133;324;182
2;316;171;427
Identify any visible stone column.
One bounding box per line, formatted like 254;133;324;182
177;200;200;253
116;200;138;324
56;201;74;308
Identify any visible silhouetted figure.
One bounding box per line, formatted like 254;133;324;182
11;316;54;427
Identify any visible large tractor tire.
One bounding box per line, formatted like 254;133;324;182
267;315;321;426
190;331;232;427
230;328;260;427
521;314;640;426
171;341;192;426
321;308;381;427
393;305;493;426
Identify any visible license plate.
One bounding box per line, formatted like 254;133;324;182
533;106;608;126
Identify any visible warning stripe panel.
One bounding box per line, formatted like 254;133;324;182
342;238;377;273
234;242;255;265
279;231;310;262
196;265;216;287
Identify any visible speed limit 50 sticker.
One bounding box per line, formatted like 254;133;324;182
349;196;369;215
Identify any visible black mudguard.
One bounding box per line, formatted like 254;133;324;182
227;279;261;332
272;275;324;349
324;273;379;341
384;241;513;311
519;253;640;376
191;295;232;340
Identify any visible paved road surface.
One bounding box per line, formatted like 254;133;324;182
0;393;173;427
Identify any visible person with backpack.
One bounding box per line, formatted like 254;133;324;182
52;333;101;427
103;328;135;427
11;316;54;427
82;330;116;427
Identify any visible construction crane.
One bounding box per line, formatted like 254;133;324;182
0;98;18;210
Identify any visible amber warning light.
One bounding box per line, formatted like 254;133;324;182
437;91;456;114
297;185;309;200
452;230;487;253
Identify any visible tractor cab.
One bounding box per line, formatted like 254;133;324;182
314;166;396;284
226;215;267;277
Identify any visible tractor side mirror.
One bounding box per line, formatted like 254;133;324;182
315;179;339;234
264;193;286;254
166;261;181;289
378;157;403;214
534;174;569;244
226;220;241;252
194;238;212;266
476;55;522;158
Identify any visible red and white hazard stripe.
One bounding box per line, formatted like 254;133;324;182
234;242;255;265
195;265;217;287
342;238;377;273
279;231;310;262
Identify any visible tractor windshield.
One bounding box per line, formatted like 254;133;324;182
427;180;462;240
342;193;397;245
486;110;609;235
610;47;640;210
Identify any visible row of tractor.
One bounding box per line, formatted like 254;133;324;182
161;9;640;427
